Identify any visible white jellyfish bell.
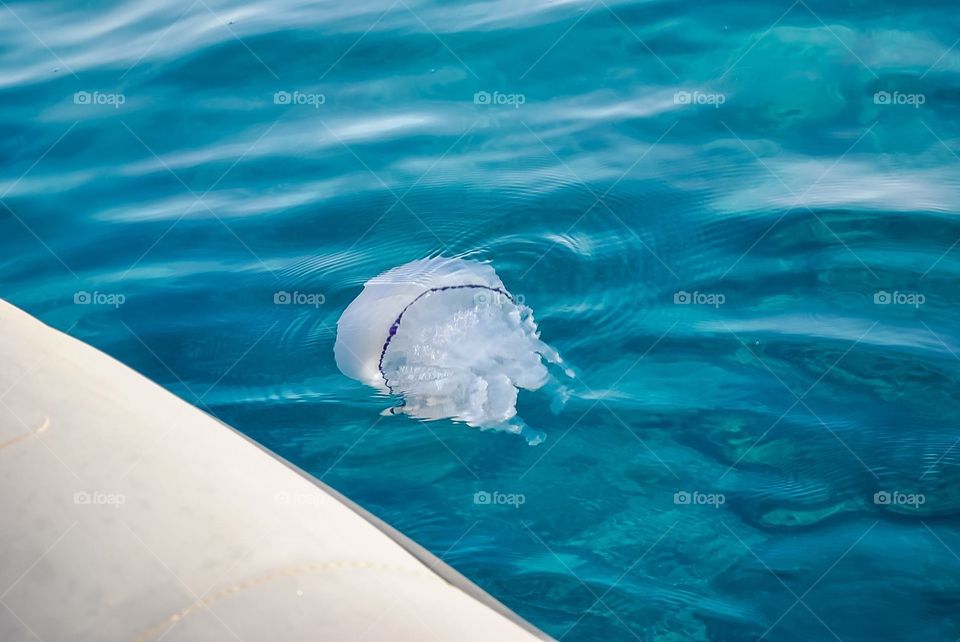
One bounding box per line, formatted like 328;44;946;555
334;257;573;444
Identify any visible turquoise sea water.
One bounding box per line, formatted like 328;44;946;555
3;0;960;639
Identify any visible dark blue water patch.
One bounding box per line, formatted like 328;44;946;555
707;519;960;641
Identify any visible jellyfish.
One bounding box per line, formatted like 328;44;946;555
334;257;572;444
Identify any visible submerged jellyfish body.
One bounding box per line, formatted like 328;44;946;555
334;257;571;443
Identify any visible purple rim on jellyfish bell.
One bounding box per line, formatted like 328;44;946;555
377;284;516;394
